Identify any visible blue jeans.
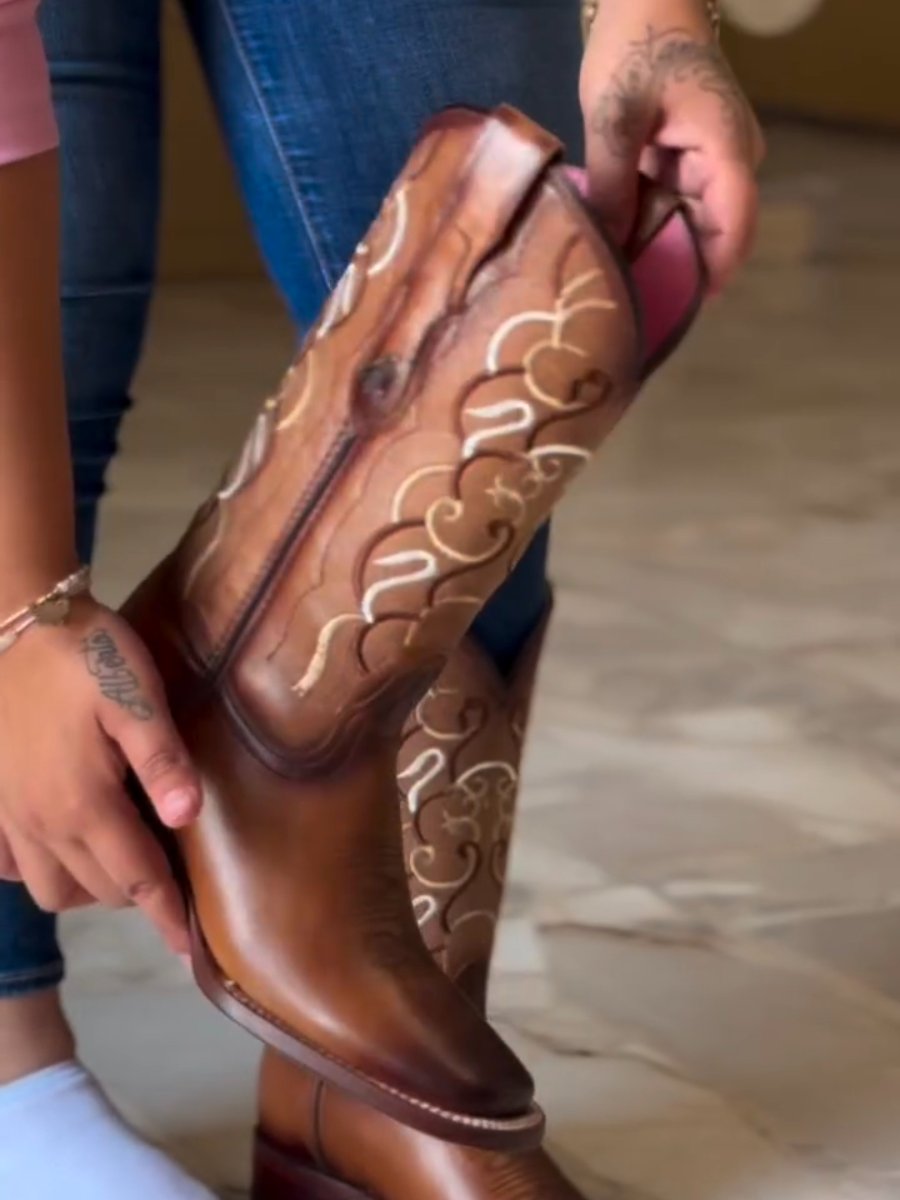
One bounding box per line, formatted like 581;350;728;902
0;0;583;998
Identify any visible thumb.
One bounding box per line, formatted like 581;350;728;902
82;621;202;829
583;87;655;246
110;705;203;830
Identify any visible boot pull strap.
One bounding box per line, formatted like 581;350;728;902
625;176;686;260
421;104;563;258
561;164;706;378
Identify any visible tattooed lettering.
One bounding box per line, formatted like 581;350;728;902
82;628;155;721
591;25;755;162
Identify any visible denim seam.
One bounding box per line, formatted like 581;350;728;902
211;0;341;293
0;962;64;986
61;283;154;300
48;62;158;89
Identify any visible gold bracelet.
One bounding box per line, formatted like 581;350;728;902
583;1;721;39
0;565;92;655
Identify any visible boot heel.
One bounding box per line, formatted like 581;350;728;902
252;1133;369;1200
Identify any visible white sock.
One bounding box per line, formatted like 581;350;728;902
0;1061;216;1200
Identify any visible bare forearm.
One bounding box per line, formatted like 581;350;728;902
0;151;77;609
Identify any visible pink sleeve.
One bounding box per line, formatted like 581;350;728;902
0;0;58;167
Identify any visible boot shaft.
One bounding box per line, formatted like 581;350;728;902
141;107;642;772
398;618;549;1009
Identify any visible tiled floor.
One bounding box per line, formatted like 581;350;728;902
63;121;900;1198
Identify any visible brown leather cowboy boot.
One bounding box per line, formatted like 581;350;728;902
123;104;701;1149
252;619;592;1199
249;174;705;1187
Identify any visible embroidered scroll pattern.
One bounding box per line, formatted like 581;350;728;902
181;173;414;597
179;138;621;714
291;254;616;698
398;669;523;975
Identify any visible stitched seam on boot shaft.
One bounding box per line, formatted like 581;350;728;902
207;427;357;677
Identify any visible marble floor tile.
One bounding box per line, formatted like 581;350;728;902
62;909;258;1196
544;927;900;1182
59;120;900;1198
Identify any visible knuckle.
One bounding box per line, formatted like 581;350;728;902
139;747;186;784
54;795;97;839
61;792;91;824
18;808;50;843
125;878;162;905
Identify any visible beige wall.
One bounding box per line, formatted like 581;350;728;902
725;1;900;129
160;2;257;280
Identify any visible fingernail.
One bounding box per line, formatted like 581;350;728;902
162;787;200;826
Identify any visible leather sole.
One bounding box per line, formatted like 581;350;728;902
252;1134;368;1200
188;912;544;1151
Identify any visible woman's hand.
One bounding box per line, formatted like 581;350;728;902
581;0;765;292
0;596;201;954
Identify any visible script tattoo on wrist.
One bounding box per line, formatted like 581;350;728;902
591;25;753;161
82;628;155;721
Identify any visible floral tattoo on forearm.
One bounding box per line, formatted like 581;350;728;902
82;628;155;721
591;25;754;161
